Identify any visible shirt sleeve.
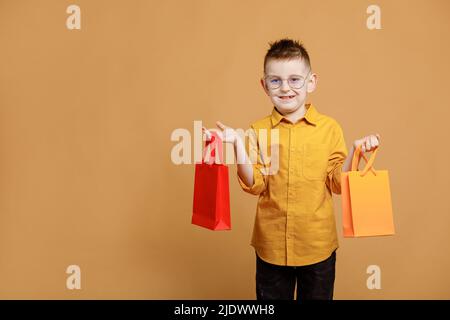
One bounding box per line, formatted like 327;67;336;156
326;121;348;194
237;126;268;195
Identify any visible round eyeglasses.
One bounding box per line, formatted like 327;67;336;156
264;70;311;90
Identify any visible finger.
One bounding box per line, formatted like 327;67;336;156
354;139;362;150
359;139;366;152
216;121;227;130
202;126;210;136
365;138;371;151
209;128;223;141
370;135;378;148
361;144;366;152
202;126;212;141
376;133;381;143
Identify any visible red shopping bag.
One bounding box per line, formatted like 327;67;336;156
192;132;231;230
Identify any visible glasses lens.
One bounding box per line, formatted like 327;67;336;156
288;76;304;89
267;77;281;89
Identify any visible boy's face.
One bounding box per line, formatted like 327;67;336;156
261;58;317;115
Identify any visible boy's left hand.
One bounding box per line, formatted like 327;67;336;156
353;134;381;152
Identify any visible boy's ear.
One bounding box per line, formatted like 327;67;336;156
260;78;270;95
306;73;318;93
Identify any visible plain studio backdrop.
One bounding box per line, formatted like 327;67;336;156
0;0;449;299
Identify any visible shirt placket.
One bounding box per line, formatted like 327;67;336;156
286;123;299;265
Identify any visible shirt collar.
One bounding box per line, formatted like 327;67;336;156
271;103;318;127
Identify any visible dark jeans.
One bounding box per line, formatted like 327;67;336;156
256;251;336;300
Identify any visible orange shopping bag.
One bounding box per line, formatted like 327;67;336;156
341;146;395;237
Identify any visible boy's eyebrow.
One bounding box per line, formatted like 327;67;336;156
265;74;305;78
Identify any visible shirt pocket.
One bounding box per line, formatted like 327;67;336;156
302;143;329;181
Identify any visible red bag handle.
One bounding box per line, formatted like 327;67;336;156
202;131;224;164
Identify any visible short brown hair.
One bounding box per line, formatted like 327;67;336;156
264;38;311;73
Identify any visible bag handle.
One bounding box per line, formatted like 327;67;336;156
202;131;224;164
351;145;378;177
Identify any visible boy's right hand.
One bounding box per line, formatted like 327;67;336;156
202;121;239;146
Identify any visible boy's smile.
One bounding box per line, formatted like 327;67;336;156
261;58;317;123
278;95;296;101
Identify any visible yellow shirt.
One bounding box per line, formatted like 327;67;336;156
238;103;348;266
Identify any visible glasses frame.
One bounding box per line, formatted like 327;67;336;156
263;69;312;90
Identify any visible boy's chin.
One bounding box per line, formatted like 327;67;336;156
274;103;301;114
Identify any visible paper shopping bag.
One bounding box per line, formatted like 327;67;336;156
341;146;395;237
192;132;231;231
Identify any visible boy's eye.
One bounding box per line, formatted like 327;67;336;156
290;77;301;82
270;78;281;84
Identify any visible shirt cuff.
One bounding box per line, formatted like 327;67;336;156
237;165;266;195
328;163;343;194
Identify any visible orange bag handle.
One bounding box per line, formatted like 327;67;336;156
351;145;378;177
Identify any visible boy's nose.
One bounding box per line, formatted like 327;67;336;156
280;80;290;91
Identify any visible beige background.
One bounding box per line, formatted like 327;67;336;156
0;0;449;299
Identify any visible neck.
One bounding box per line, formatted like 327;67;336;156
281;104;308;124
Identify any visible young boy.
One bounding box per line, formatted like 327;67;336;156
203;39;380;300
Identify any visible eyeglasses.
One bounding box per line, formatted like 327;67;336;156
264;70;311;90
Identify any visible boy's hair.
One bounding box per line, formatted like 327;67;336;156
264;38;311;73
